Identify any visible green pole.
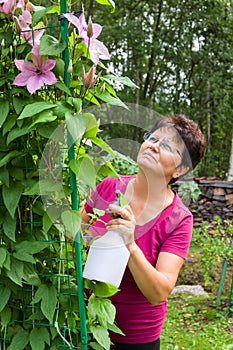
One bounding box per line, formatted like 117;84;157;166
227;274;233;317
216;259;228;307
59;1;88;348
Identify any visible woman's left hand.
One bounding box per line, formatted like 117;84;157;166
106;204;136;247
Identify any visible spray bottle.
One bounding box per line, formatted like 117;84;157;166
83;190;130;288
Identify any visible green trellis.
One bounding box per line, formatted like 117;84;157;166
0;1;88;349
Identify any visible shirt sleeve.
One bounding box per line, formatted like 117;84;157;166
84;177;118;214
160;205;193;259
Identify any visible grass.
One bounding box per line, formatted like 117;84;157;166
161;293;233;350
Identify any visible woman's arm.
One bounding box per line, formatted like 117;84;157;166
106;203;185;305
127;244;184;305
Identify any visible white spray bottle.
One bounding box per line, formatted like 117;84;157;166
83;190;130;288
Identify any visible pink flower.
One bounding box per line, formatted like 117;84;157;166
13;45;57;94
63;9;110;65
16;10;44;46
0;0;25;14
82;65;101;89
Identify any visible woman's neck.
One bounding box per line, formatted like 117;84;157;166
124;170;174;224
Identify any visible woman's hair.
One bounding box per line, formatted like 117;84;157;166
151;114;206;182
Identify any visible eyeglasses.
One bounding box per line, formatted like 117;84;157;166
143;132;181;157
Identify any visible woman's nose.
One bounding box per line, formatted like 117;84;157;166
148;140;161;151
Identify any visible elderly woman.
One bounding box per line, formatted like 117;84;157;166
81;114;206;350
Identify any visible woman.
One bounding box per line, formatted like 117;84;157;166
81;114;206;350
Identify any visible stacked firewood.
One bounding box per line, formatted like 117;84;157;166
173;179;233;226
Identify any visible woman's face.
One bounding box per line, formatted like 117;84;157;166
137;126;185;181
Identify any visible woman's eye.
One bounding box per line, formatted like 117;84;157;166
150;137;158;143
162;142;173;152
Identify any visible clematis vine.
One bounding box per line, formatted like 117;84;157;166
13;44;57;94
14;10;44;46
0;0;25;14
62;7;110;65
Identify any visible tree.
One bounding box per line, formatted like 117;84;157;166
93;0;233;179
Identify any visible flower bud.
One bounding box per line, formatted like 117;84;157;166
1;39;5;48
13;16;22;34
87;17;93;38
9;45;13;53
68;59;73;74
82;65;101;89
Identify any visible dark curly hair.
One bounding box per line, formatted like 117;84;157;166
151;114;206;182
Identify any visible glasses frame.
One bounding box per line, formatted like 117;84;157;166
143;132;182;158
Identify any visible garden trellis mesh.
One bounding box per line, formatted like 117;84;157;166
0;0;88;349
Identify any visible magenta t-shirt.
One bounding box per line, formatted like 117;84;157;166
84;175;193;344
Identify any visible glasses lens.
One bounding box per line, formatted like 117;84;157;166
143;132;151;141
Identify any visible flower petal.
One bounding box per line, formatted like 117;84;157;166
92;23;102;39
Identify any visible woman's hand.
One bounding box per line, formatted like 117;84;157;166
106;204;136;247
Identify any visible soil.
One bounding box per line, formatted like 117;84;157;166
177;251;233;296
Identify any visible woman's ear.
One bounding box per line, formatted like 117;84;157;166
173;164;190;179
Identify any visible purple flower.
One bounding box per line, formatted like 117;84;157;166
0;0;25;14
13;45;57;94
63;8;110;65
16;10;44;46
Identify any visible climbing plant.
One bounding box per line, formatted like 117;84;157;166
0;0;136;349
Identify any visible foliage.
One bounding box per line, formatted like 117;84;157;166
94;0;233;179
177;180;201;206
0;0;136;348
161;293;233;349
192;217;233;287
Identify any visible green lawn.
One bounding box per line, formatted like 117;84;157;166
161;294;233;350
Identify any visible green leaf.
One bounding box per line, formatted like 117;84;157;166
6;257;24;286
13;96;26;114
66;113;86;144
32;284;57;324
18;102;57;119
13;251;35;264
107;322;124;336
39;35;66;56
0;98;9;125
0;285;11;312
90;281;119;297
61;210;81;239
32;5;57;25
93;90;128;109
7;125;33;145
7;330;30;350
83;113;99;139
2;181;23;218
89;297;116;325
3;212;16;241
96;0;115;11
23;263;41;287
90;137;115;156
0;247;7;267
89;342;106;350
90;325;110;350
0;150;22;168
55;81;72;96
23;179;62;196
0;306;11;329
103;75;139;88
30;327;50;350
43;206;61;233
15;240;48;255
0;167;9;186
3;114;17;136
69;155;96;189
29;110;57;128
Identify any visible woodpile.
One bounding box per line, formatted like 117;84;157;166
173;179;233;227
